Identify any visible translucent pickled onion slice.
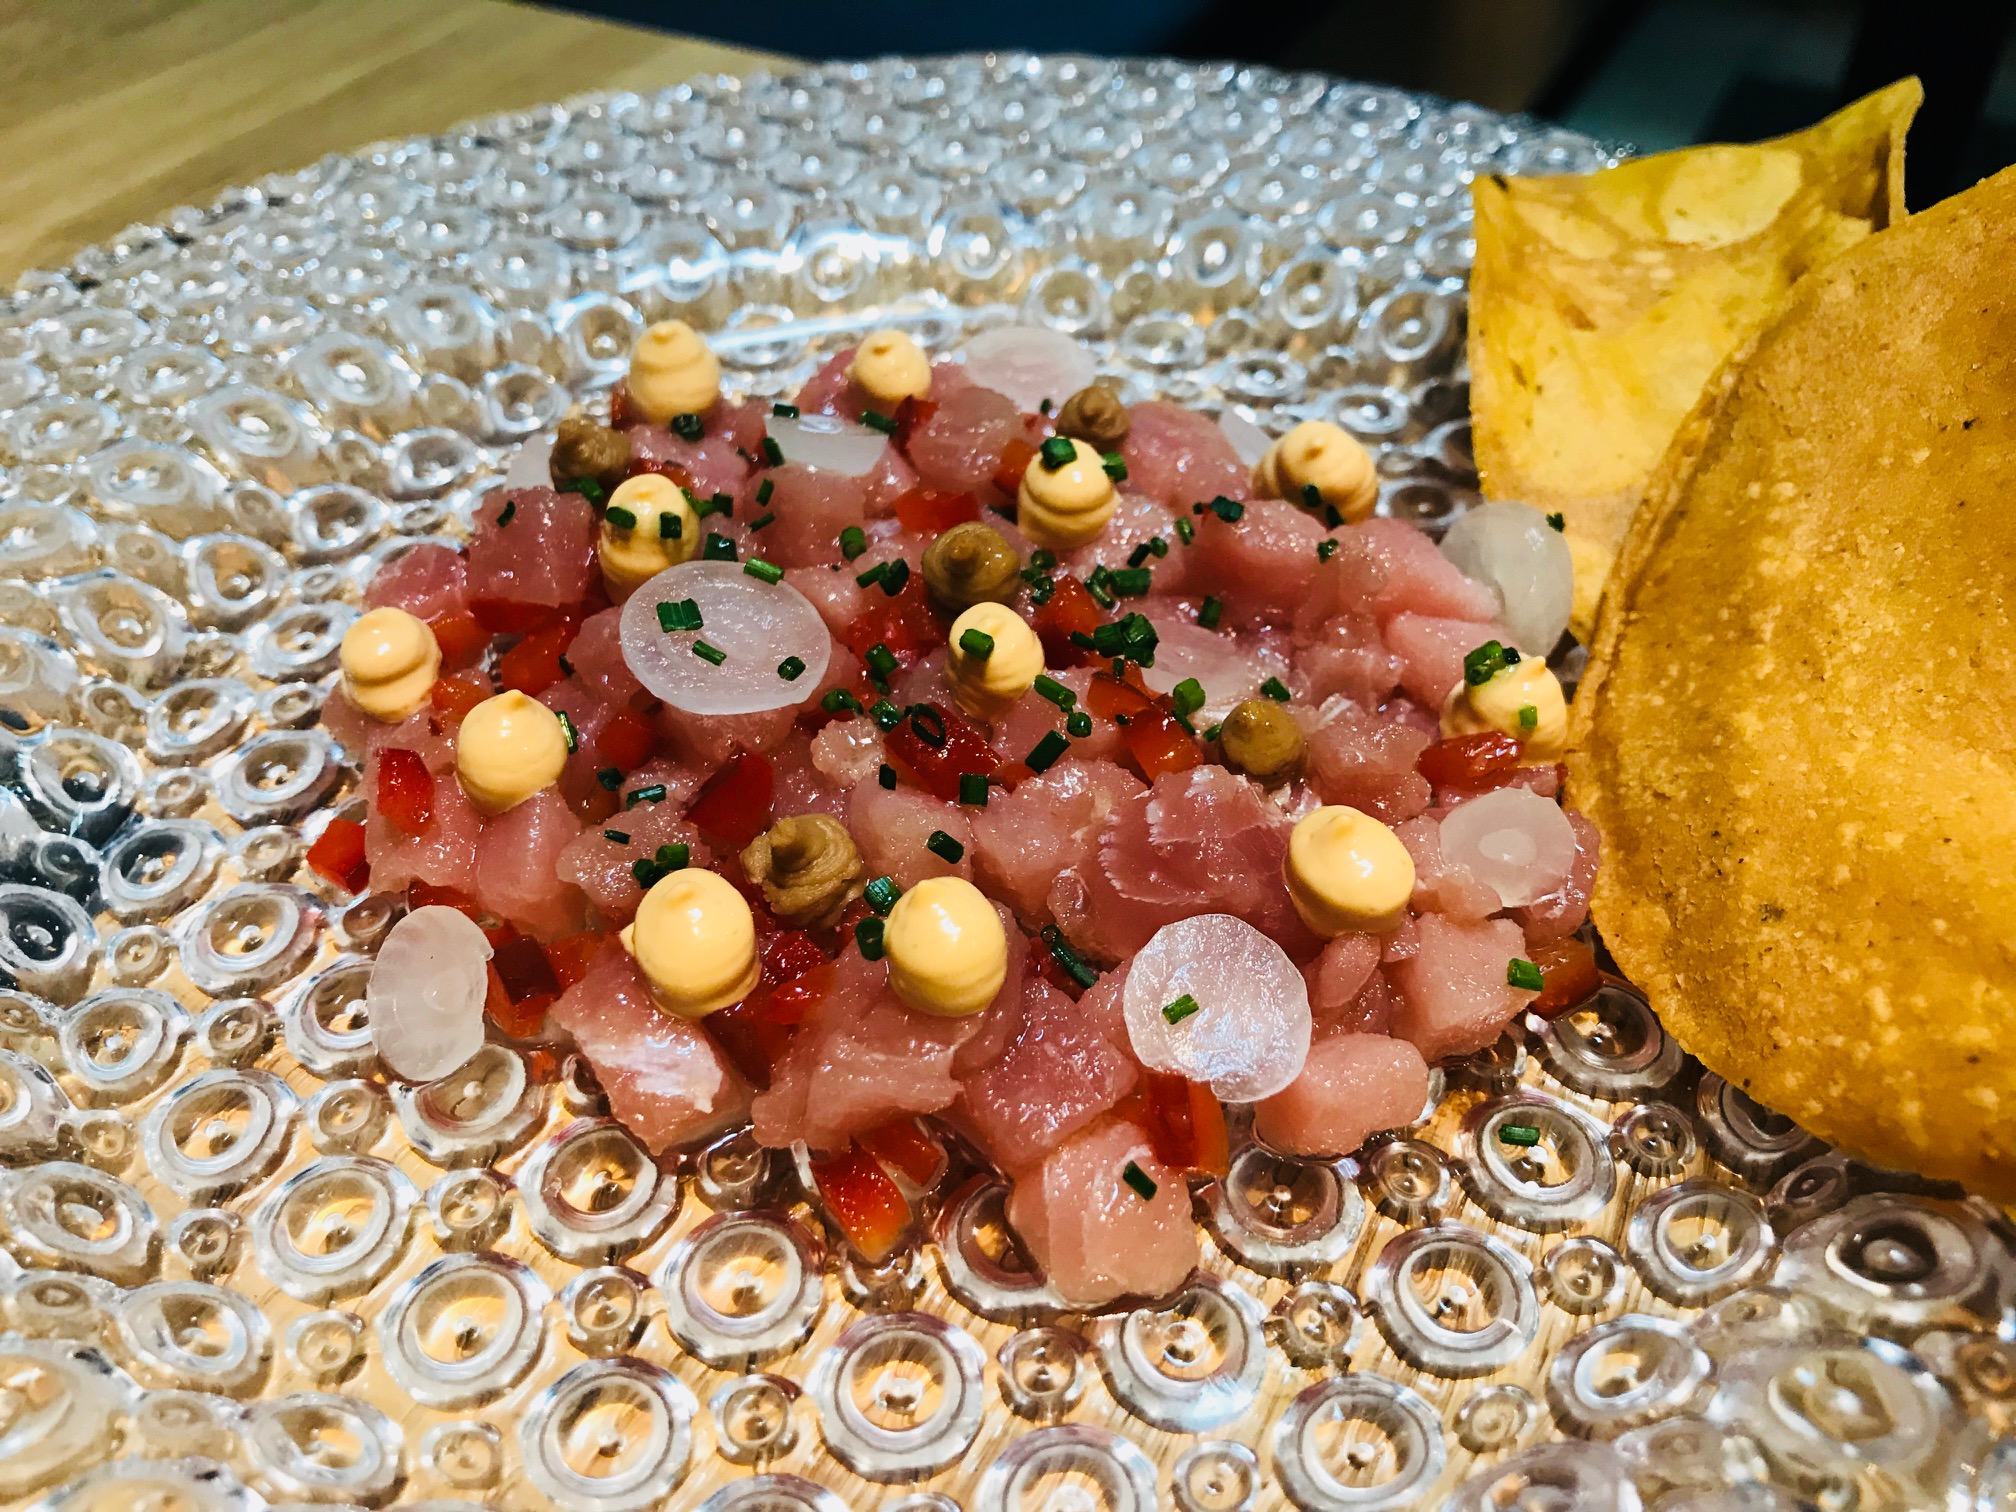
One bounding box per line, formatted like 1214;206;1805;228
620;560;832;715
503;431;554;492
768;413;887;476
1121;914;1311;1102
366;904;493;1082
957;326;1097;413
1437;500;1573;655
1436;786;1577;908
1217;407;1272;469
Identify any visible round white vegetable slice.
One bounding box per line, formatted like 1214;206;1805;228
1122;914;1312;1102
1217;408;1272;469
1438;786;1577;908
620;558;832;715
1439;500;1574;655
768;412;887;476
367;904;493;1082
958;326;1097;413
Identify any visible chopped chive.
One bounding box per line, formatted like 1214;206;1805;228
744;558;784;585
602;828;629;844
703;533;738;561
570;477;608;507
856;917;886;959
1518;703;1539;731
778;655;806;682
772;402;800;418
710;490;734;517
861;409;897;435
907;705;947;748
1198;597;1222;630
671;413;705;441
660;512;683;539
1041;924;1100;989
1161;993;1201;1026
1499;1123;1542;1147
1039;436;1077;471
1174;517;1195;545
556;710;578;753
1302;482;1324;509
557;653;574;676
1261;677;1291;703
1170;678;1206;719
1026;730;1069;773
495;499;516;527
865;643;899;681
822;688;863;716
1507;957;1545;992
1209;497;1245;523
755;478;775;506
1028;578;1056;607
1039;397;1054;415
1127;542;1151;568
879;763;897;790
864;876;902;915
1033;675;1075;710
855;561;887;589
1084;575;1116;610
1029;549;1057;572
761;436;784;466
870;699;903;731
958;628;996;660
604;504;638;530
1464;640;1512;687
1318;539;1338;562
625;783;667;807
1546;512;1565;531
1066;709;1093;738
1201;722;1222;742
631;857;665;887
839;525;867;561
1102;451;1128;481
1109;567;1151;597
657;599;703;633
1149;536;1168;558
1122;1161;1157;1201
958;773;989;806
878;558;910;597
597;767;623;791
656;843;690;871
749;513;775;532
926;830;965;864
691;640;727;666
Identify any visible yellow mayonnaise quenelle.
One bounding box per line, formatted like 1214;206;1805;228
598;474;700;596
944;602;1043;720
1441;655;1569;763
1018;438;1118;550
848;328;932;408
455;690;570;815
883;876;1007;1017
339;606;441;722
1255;419;1379;522
627;319;721;424
621;867;760;1018
1285;805;1416;936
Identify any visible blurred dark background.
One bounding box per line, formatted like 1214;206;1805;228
562;0;2016;201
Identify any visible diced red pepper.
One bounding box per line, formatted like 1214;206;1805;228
1033;576;1106;666
892;487;979;535
809;1143;912;1262
891;395;938;451
375;747;435;837
991;436;1038;497
306;819;369;894
1527;936;1604;1020
498;620;579;697
608;381;644;431
427;609;488;665
708;931;833;1090
761;928;829;987
483;962;550;1039
493;933;561;1002
840;572;942;666
1087;670;1202;781
469;597;572;636
883;701;1003;803
684;752;775;850
595;709;657;772
1116;1069;1230;1178
858;1117;943;1187
543;932;605;992
1418;731;1523;789
408;881;514;946
429;669;492;730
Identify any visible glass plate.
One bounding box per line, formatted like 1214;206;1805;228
0;51;2010;1512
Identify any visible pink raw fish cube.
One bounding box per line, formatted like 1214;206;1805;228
1387;913;1535;1062
955;979;1139;1174
473;787;586;940
1120;401;1248;510
1005;1115;1198;1308
907;385;1026;497
1303;703;1432;823
467;488;597;619
366;542;469;623
1253;1033;1429;1157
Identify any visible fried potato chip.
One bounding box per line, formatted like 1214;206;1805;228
1470;79;1920;642
1570;163;2016;1198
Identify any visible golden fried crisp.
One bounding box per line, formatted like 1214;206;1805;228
1470;79;1920;642
1570;163;2016;1199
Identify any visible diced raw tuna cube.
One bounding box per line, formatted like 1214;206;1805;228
990;668;1125;770
1253;1033;1429;1157
859;446;920;520
761;464;871;568
1005;1115;1198;1308
628;428;751;501
467;488;598;624
955;979;1139;1173
1297;613;1404;709
970;757;1144;925
1514;809;1599;945
793;346;868;420
1354;516;1502;626
364;747;481;895
555;762;711;927
1182;499;1327;625
907;385;1026;497
366;542;469;622
1396;814;1502;922
1304;932;1382;1035
1063;494;1188;586
473;787;586;940
1387;913;1534;1062
846;777;974;889
565;607;646;711
1120;401;1249;510
1302;702;1432;823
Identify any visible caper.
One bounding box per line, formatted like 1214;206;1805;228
921;521;1022;617
740;813;863;927
1054;384;1130;450
549;413;633;493
1219;698;1305;783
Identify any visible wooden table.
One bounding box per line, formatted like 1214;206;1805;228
0;1;780;282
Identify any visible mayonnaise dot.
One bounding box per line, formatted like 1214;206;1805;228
848;328;932;408
623;867;759;1018
339;606;440;722
944;602;1044;720
627;319;721;424
454;690;569;815
1255;419;1378;523
599;474;700;597
1440;657;1569;762
1018;438;1119;550
1285;805;1416;936
883;876;1007;1017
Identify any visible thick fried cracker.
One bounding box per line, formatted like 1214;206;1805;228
1470;79;1920;642
1570;164;2016;1198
